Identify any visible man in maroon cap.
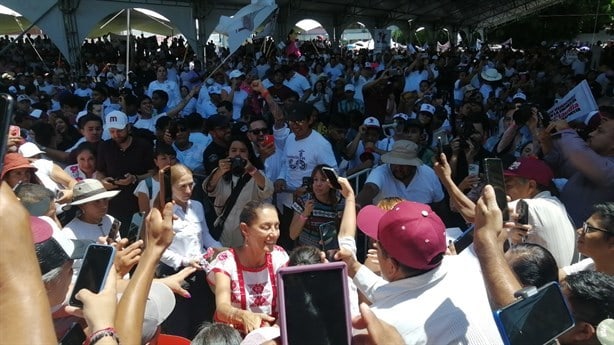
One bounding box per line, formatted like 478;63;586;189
337;201;502;344
503;157;576;267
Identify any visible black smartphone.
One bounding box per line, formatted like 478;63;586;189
69;244;116;308
126;212;146;245
278;262;351;345
483;158;510;221
0;94;15;167
159;167;172;209
453;225;474;253
493;282;574;345
302;176;312;191
321;167;342;190
58;322;86;345
516;199;529;225
436;136;445;164
106;219;122;244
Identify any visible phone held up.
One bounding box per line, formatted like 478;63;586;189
321;166;342;190
483;158;510;221
69;244;116;308
158;166;172;211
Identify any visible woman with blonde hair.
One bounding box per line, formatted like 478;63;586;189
158;163;221;338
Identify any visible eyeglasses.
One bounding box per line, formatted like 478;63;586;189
288;120;306;126
582;222;609;234
249;128;268;135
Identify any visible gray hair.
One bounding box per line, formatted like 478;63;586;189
42;265;65;285
190;322;241;345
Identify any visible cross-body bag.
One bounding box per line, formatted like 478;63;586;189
211;174;252;240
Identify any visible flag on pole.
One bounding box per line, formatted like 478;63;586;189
214;1;278;55
547;80;598;123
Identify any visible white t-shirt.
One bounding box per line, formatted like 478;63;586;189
277;130;338;208
365;164;444;205
133;113;167;134
173;142;206;175
283;73;311;98
508;191;577;267
32;159;61;194
403;69;429;93
231;89;249;120
133;177;160;208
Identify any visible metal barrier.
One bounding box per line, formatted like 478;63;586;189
345;167;372;197
344;167;373;262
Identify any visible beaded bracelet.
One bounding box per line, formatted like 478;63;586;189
85;327;120;345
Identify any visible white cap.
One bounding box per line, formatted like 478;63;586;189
363;116;381;128
419;103;436;115
17;95;31;103
229;70;244;79
18;142;44;158
30;109;43;119
344;84;355;92
512;92;527;101
105;110;128;131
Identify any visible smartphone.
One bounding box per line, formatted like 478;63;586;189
0;94;15;165
262;134;274;146
302;176;312;191
436;136;445;164
516;199;529;225
453;225;474;253
106;219;122;244
321;166;342;190
493;282;574;345
126;212;145;245
58;322;86;345
158;167;172;209
483;158;510;221
277;262;351;345
69;244;116;307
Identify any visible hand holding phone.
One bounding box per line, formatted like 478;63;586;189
158;166;172;210
321;167;342;190
106;219;122;244
69;244;116;308
483;158;510;221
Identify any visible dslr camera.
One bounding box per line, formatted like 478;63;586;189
230;156;247;176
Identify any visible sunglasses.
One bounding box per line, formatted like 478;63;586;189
581;222;609;235
249;128;268;135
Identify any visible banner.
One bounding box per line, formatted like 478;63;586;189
547;80;597;123
500;38;513;47
373;29;391;53
214;1;278;55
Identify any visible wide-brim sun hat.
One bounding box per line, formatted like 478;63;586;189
481;68;502;82
381;140;423;166
63;179;120;209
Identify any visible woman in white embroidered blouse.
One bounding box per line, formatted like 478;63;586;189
207;201;289;335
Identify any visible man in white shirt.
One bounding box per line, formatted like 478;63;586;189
337;201;503;344
356;140;444;207
504;157;577;267
281;65;311;102
274;102;338;247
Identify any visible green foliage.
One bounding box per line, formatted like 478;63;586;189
488;0;614;46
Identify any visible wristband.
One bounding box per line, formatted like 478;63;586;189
299;214;308;221
85;327;120;345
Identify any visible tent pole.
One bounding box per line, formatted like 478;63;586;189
126;8;131;80
0;3;58;57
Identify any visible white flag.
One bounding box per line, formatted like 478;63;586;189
214;2;278;55
547;80;597;123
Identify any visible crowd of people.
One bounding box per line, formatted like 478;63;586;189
1;28;614;345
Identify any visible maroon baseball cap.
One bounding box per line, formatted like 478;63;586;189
504;157;554;187
357;201;446;270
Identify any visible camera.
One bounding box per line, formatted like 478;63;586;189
230;156;247;176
